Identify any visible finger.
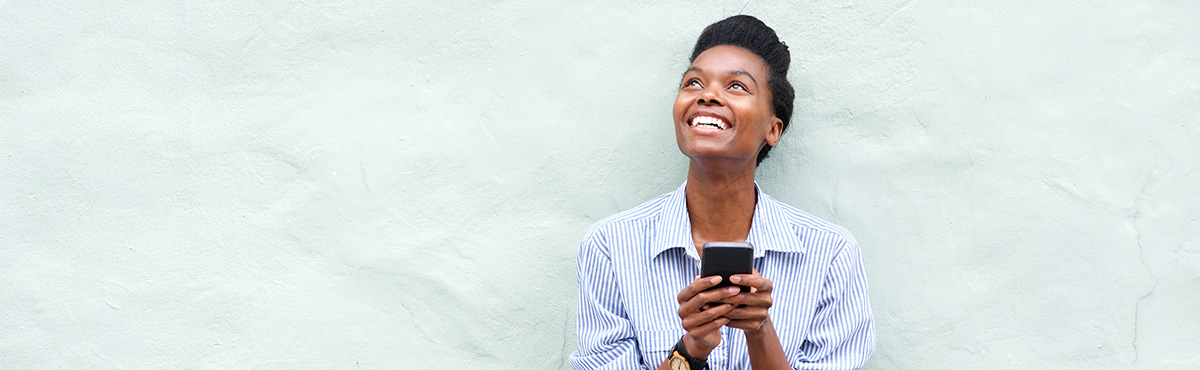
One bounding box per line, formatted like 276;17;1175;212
729;274;773;293
719;306;769;321
689;315;732;337
678;286;741;316
694;285;742;303
714;292;773;308
681;303;735;330
677;276;723;304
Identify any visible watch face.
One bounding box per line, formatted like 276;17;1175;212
670;356;689;370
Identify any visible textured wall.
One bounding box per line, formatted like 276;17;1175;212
2;1;1198;369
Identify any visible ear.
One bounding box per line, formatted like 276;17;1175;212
765;116;784;147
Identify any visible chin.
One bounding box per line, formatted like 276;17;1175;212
681;146;730;161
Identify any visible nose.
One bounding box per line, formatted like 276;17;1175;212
697;85;723;106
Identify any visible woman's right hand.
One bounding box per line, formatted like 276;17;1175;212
675;275;741;359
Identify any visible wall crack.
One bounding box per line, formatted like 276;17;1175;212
1129;178;1157;364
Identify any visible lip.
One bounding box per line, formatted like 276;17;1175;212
685;111;734;133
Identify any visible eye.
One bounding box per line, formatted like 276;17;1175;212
729;81;747;91
683;79;702;89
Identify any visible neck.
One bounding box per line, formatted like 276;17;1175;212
685;159;758;252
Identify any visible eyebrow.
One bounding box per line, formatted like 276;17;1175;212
684;66;759;86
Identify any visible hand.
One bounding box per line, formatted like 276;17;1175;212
717;270;774;334
676;275;741;359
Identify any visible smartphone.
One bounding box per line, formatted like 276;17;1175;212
700;242;754;293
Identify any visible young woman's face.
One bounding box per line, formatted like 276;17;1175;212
673;45;782;166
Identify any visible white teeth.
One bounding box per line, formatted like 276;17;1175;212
691;115;728;130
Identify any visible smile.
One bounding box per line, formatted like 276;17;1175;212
689;115;730;130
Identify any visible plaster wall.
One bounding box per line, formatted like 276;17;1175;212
2;1;1198;369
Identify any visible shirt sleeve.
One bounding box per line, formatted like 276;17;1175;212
569;233;649;370
794;241;877;369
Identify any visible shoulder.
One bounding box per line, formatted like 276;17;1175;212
763;192;859;252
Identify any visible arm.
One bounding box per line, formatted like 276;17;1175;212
720;243;875;370
720;271;791;370
656;277;741;370
569;236;646;370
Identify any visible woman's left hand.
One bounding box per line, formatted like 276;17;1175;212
718;270;774;334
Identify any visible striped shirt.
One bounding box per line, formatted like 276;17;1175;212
570;182;875;369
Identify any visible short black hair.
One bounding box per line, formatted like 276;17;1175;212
690;15;794;165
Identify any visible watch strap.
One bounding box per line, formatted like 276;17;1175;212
674;337;709;370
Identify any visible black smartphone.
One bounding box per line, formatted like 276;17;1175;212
700;242;754;293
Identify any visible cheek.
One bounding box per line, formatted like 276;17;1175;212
672;96;689;121
733;101;766;129
731;106;771;146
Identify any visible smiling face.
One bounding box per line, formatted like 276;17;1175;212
674;45;783;168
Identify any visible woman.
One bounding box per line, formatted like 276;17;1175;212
571;15;875;370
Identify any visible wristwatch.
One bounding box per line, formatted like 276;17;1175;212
669;337;709;370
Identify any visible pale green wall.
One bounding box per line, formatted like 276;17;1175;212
2;1;1198;369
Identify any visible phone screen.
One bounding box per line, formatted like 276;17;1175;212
699;242;754;292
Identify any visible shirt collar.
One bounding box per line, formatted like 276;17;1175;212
649;181;805;261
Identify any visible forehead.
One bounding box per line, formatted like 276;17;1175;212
688;45;770;79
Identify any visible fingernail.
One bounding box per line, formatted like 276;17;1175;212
730;276;741;283
710;276;721;283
